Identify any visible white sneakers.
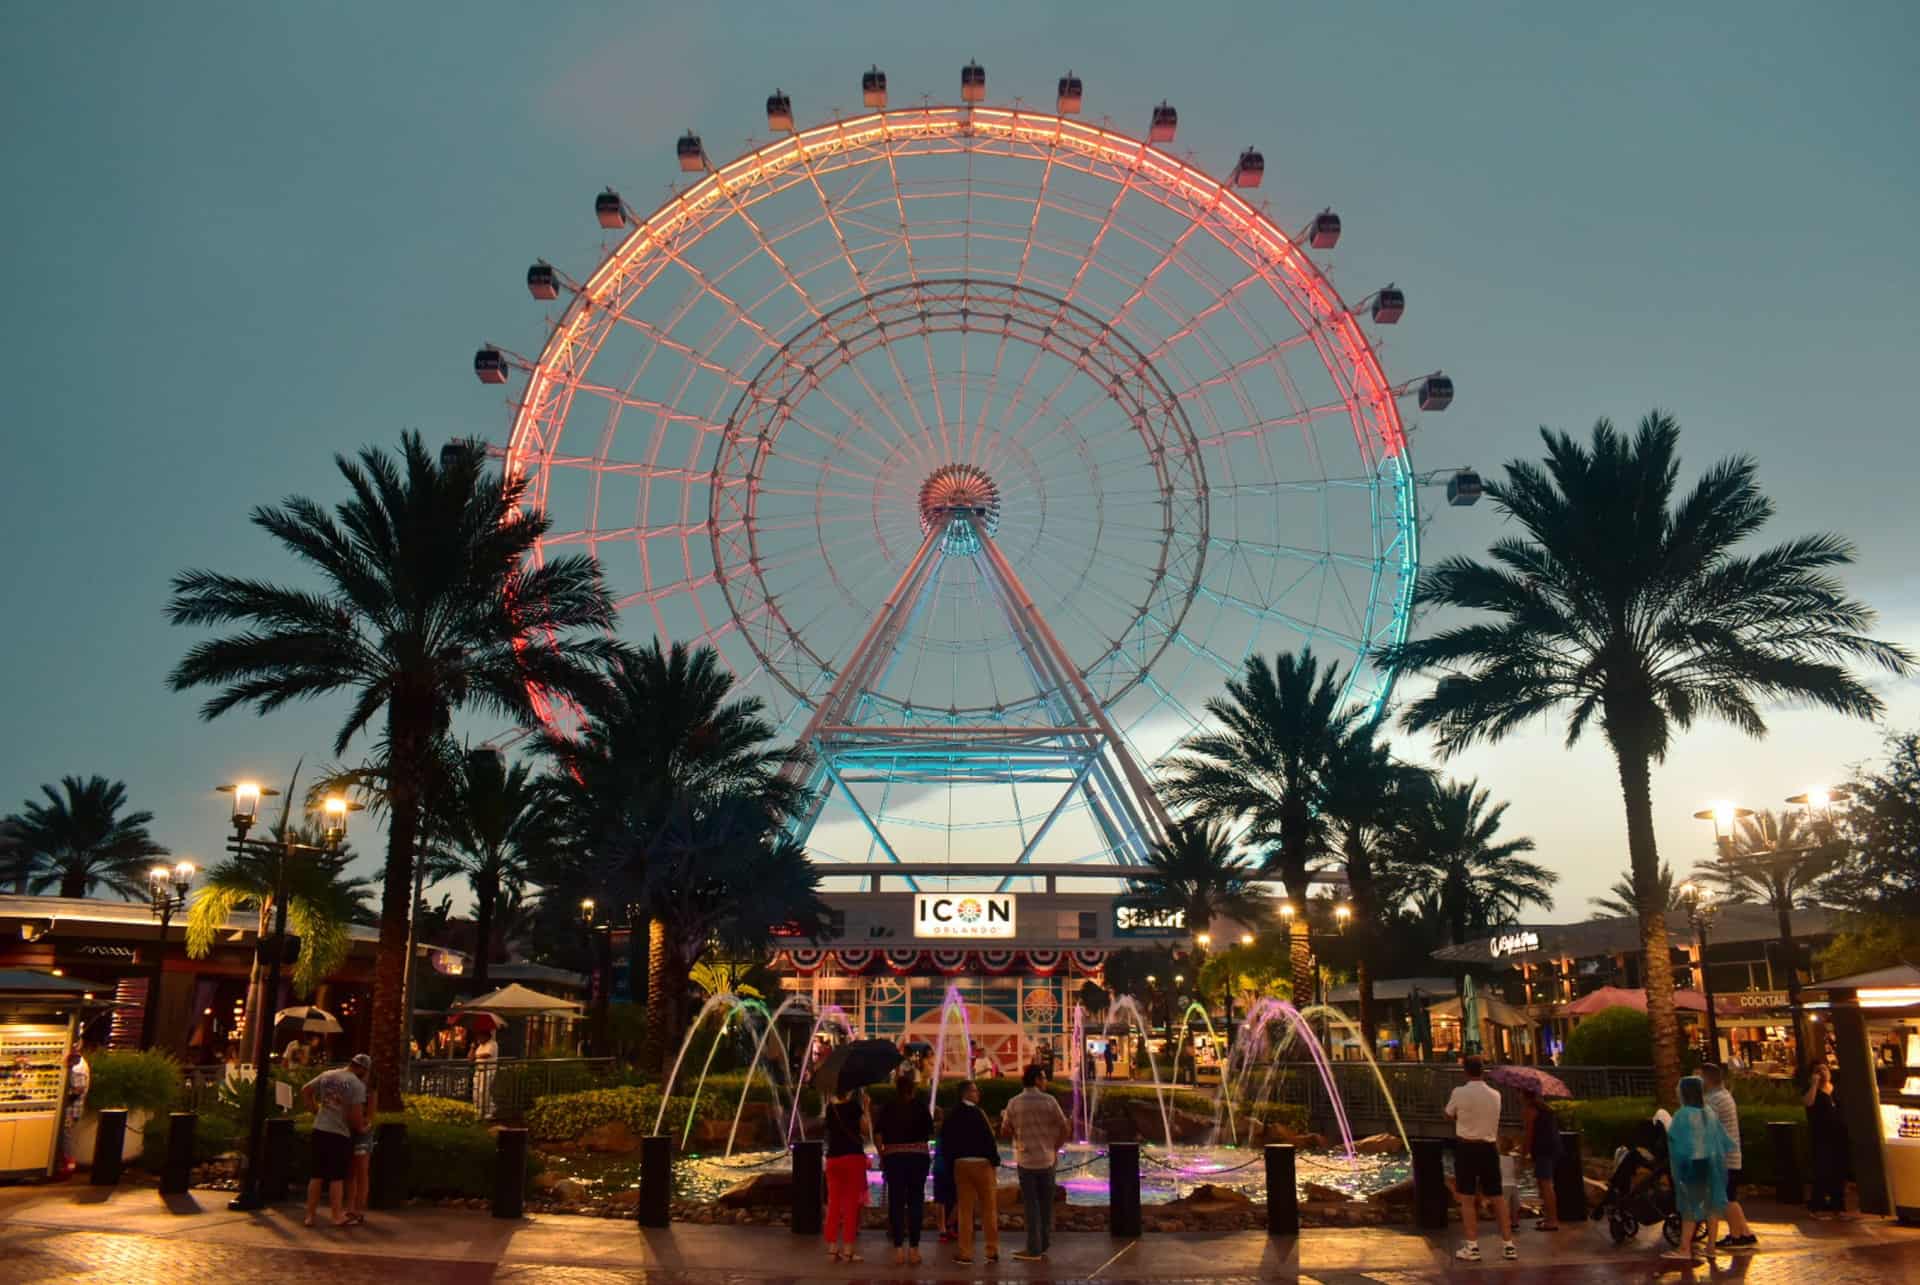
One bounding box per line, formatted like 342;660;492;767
1453;1241;1518;1263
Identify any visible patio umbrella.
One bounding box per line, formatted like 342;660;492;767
812;1039;903;1097
1564;986;1713;1016
447;1010;503;1035
1461;974;1482;1053
1483;1063;1573;1099
455;983;582;1016
274;1005;343;1034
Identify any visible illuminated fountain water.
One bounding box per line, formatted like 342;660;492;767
655;992;765;1146
724;994;818;1156
925;983;974;1115
1295;1004;1412;1154
785;1000;857;1144
1086;995;1173;1150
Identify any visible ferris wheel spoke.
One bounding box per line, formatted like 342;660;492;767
1188;403;1351;448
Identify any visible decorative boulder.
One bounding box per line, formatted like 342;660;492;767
1354;1133;1404;1155
578;1121;642;1153
719;1171;797;1207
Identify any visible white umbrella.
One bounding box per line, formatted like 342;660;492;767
455;983;582;1016
274;1005;343;1034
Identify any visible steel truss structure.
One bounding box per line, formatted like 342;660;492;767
488;90;1436;876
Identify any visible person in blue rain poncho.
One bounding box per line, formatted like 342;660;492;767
1664;1076;1733;1263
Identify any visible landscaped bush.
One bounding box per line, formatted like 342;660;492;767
1245;1102;1311;1134
488;1059;601;1109
1549;1095;1808;1185
284;1117;540;1197
402;1094;482;1125
85;1050;182;1114
526;1085;663;1142
1563;1006;1652;1066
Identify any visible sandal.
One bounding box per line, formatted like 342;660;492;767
908;1248;922;1265
1535;1220;1560;1230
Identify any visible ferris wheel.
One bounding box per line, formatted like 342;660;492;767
477;64;1453;879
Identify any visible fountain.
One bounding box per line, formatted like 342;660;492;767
785;1000;857;1144
724;994;819;1156
925;983;974;1115
654;991;760;1141
1295;1004;1412;1155
1086;995;1174;1151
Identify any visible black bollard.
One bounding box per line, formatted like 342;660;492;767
1411;1136;1449;1230
91;1108;128;1187
1108;1141;1142;1237
637;1134;672;1228
262;1117;293;1203
492;1127;528;1219
370;1121;408;1209
160;1112;196;1195
1265;1143;1299;1237
1768;1120;1804;1205
790;1139;823;1236
1553;1130;1585;1223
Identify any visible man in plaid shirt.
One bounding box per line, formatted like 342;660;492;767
1000;1063;1071;1261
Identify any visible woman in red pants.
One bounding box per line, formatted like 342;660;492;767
823;1084;873;1262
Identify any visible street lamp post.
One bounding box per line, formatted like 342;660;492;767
218;781;357;1213
1279;902;1351;1044
1679;880;1721;1061
142;860;196;1049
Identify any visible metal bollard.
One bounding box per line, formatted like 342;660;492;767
790;1139;823;1236
492;1127;528;1219
262;1117;293;1202
1411;1136;1449;1230
1553;1130;1585;1222
370;1120;408;1209
637;1134;672;1228
1768;1120;1804;1205
91;1108;128;1187
160;1112;196;1194
1265;1143;1298;1237
1108;1141;1142;1237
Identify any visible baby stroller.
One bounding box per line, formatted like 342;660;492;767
1589;1113;1683;1247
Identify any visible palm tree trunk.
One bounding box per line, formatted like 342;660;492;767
646;918;674;1076
60;869;87;899
472;872;497;993
1615;744;1681;1107
1288;919;1315;1011
368;697;431;1112
1776;901;1808;1074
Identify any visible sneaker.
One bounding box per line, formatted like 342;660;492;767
1011;1251;1045;1262
1502;1241;1518;1260
1454;1243;1482;1262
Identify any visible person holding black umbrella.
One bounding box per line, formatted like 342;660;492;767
874;1065;934;1266
823;1083;872;1263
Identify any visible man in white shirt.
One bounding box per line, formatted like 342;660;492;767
1445;1055;1515;1262
1701;1064;1757;1250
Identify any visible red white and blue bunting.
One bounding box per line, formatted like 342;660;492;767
929;948;970;973
784;948;827;974
1025;949;1064;975
1070;949;1108;973
975;949;1019;974
883;948;923;972
835;948;876;973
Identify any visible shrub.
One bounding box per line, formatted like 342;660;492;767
526;1085;660;1142
403;1094;482;1125
1246;1102;1311;1133
1564;1006;1652;1066
1548;1095;1808;1184
86;1050;181;1115
285;1117;539;1197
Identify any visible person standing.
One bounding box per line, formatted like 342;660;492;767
1701;1064;1757;1249
1666;1075;1733;1264
873;1067;932;1266
301;1053;369;1228
470;1024;499;1118
1519;1086;1561;1231
1804;1065;1853;1219
822;1084;871;1263
347;1068;375;1225
59;1042;91;1176
1001;1063;1071;1263
1102;1039;1116;1079
939;1078;1000;1265
1445;1055;1515;1262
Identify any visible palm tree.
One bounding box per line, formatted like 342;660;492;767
541;639;805;1068
1387;779;1555;947
638;791;831;1073
1159;648;1361;1005
1693;808;1842;1070
1320;742;1433;1052
165;432;619;1106
1590;862;1684;918
186;820;373;1046
5;776;169;899
1383;412;1911;1104
1122;816;1273;972
424;748;557;991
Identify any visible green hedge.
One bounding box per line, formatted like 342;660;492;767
86;1051;182;1115
1549;1096;1808;1185
278;1117;540;1197
1564;1007;1652;1066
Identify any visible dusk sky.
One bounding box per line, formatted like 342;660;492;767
4;2;1917;920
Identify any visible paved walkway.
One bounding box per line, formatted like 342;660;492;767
1;1185;1917;1283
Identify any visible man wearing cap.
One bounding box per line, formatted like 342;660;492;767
302;1054;370;1228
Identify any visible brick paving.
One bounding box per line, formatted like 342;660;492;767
2;1185;1918;1284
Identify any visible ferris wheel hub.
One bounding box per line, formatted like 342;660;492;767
918;464;1002;554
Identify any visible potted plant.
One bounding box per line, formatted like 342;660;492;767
72;1049;181;1164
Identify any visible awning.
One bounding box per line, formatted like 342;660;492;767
1562;985;1720;1017
454;983;582;1016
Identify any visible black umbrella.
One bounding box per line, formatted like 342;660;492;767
812;1039;903;1097
901;1039;934;1057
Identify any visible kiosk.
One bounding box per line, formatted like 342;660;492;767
0;970;91;1178
1806;964;1920;1224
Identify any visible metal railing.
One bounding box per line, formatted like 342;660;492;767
178;1056;619;1120
1255;1062;1659;1137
